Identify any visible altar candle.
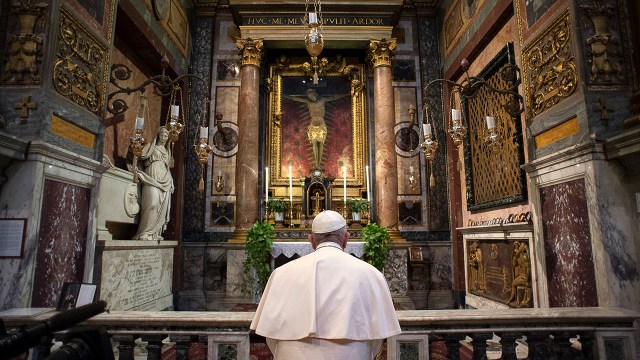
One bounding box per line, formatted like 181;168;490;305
451;109;461;122
265;167;269;203
365;165;371;202
171;105;180;118
410;165;414;173
289;165;293;205
486;116;495;129
135;116;144;130
423;123;432;137
343;166;347;205
218;170;222;177
200;126;208;138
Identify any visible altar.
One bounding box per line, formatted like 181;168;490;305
270;241;365;259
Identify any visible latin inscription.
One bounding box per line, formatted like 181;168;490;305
534;117;579;149
51;115;96;149
243;16;390;26
100;248;172;310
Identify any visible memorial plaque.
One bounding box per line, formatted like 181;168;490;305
99;244;174;310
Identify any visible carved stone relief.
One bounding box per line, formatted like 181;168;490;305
1;1;49;84
522;10;578;119
466;239;532;308
578;0;627;85
53;6;108;116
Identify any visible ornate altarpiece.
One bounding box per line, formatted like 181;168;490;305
266;57;367;215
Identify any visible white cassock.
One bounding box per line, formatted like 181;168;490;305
250;242;402;359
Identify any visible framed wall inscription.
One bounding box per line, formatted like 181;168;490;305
57;282;97;310
0;218;26;258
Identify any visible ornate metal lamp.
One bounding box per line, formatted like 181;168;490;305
420;58;524;171
425;59;524;147
130;94;148;183
194;99;212;191
409;105;439;188
304;0;324;84
108;55;211;183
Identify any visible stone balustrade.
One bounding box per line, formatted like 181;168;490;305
2;307;638;359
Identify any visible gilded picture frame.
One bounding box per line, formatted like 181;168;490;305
267;61;367;188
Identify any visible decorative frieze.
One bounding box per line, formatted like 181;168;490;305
522;9;578;119
52;6;108;116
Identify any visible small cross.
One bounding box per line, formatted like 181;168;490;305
14;96;37;119
593;97;613;121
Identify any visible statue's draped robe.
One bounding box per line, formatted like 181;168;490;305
133;141;173;240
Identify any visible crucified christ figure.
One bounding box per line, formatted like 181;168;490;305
286;88;349;169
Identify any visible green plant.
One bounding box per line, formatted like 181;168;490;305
267;198;288;213
346;198;369;213
362;222;391;271
243;221;275;298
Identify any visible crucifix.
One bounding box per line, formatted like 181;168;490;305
311;190;325;217
14;96;37;121
593;97;614;122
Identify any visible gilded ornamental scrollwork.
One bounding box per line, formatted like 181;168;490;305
368;38;397;68
1;1;49;84
235;38;264;67
53;7;108;116
522;10;578;119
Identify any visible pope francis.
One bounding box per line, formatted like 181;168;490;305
250;210;401;359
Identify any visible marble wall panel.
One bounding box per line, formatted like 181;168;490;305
182;246;205;291
385;249;408;296
226;249;247;298
540;178;598;307
205;247;227;292
31;180;90;307
587;160;640;309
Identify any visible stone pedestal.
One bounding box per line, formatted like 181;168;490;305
95;240;176;311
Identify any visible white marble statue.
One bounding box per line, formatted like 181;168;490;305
133;126;174;241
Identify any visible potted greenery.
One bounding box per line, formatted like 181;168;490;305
362;222;391;271
267;199;288;221
243;221;275;301
346;198;369;221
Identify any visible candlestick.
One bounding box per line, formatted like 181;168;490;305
265;167;269;204
451;109;460;122
309;12;318;24
289;165;293;205
486;116;495;129
343;166;347;206
423;123;432;137
135;116;144;130
365;165;370;202
200;126;208;138
171;105;180;118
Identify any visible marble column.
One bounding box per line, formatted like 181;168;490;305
234;38;263;231
369;39;399;230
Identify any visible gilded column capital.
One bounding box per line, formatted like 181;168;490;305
235;38;264;67
368;38;397;68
